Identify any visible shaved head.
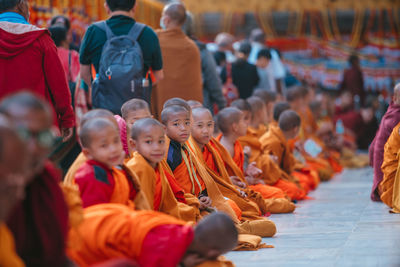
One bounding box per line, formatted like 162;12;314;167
273;102;291;121
394;83;400;105
161;105;190;125
192;107;212;120
252;89;277;104
163;2;186;25
191;212;238;256
230;99;251;113
130;118;164;140
163;97;191;113
285;88;301;103
246;96;265;115
79;117;119;148
216;107;242;134
278;110;301;131
121;99;150;120
187;100;203;109
80;109;114;127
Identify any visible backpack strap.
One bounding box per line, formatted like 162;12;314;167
94;21;114;39
127;22;146;41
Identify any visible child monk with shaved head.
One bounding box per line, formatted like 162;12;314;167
260;110;313;198
121;98;152;127
127;118;200;221
68;204;237;267
162;102;276;237
192;107;295;214
74;117;150;209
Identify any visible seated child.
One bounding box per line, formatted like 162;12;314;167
252;89;277;125
260;110;312;198
121;98;152;127
74;117;150;209
67;204;238;267
192;107;295;214
127;118;200;221
162;103;276;237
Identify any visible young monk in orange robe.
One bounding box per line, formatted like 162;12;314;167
231;99;305;200
260;109;314;199
161;104;276;237
127;118;200;221
0;119;29;267
73;117;150;209
67;204;238;267
379;122;400;211
192;107;295;213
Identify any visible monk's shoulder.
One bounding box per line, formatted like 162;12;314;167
75;162;111;185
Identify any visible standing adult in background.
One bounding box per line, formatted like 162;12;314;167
49;15;80;52
0;0;75;141
221;41;259;99
182;12;226;114
369;83;400;201
79;0;164;110
248;28;286;94
340;54;365;106
153;2;202;117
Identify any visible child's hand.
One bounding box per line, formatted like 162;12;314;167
245;176;265;185
199;196;212;210
238;189;247;198
269;155;278;164
245;162;262;178
230;176;246;189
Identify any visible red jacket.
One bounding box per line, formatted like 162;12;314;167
0;22;75;129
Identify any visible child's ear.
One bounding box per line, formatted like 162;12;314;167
129;138;137;152
232;122;239;133
82;148;92;159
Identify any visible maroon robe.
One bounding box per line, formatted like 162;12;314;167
7;161;69;267
369;102;400;201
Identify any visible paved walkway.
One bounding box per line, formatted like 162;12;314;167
226;167;400;267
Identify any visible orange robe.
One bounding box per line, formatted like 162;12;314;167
259;125;308;200
209;137;295;214
380;123;400;210
189;137;264;220
126;152;200;222
67;204;190;267
0;223;25;267
153;28;203;118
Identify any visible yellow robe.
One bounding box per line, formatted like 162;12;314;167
0;223;25;267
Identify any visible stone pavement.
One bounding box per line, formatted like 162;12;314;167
226;167;400;267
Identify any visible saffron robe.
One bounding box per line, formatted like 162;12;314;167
209;137;295;214
369;102;400;201
67;204;192;267
0;223;24;267
7;161;69;266
189;137;264;220
259;125;308;200
127;152;200;222
153;28;202;118
379;123;400;210
74;159;150;210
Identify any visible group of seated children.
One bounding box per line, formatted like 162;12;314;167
0;87;350;267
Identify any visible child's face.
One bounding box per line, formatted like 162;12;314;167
288;126;300;140
83;125;125;168
191;112;214;146
125;109;152;127
256;57;269;68
242;110;251;126
165;111;191;143
133;125;166;167
234;113;248;137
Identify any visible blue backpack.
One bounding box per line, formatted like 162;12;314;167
92;21;148;115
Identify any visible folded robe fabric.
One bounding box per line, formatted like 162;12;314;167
210;137;295;214
7;161;69;267
188;136;264;221
127;152;200;222
234;234;274;251
67;204;191;267
380;123;400;209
